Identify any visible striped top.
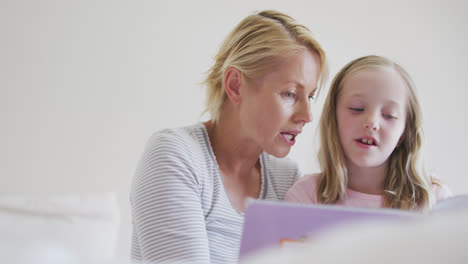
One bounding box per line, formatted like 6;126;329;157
130;123;300;264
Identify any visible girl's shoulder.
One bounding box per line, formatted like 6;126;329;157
284;173;321;204
296;173;322;185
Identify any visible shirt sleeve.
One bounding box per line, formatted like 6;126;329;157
130;132;210;263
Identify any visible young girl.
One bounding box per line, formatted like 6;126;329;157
285;55;451;211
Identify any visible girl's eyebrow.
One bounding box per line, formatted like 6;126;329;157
386;100;402;107
342;93;364;100
347;93;402;106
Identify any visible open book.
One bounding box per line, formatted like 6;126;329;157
239;195;468;259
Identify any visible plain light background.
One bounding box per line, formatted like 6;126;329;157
2;0;467;260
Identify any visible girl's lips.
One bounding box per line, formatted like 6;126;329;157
356;136;378;146
355;139;376;149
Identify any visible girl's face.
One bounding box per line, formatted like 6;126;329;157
239;49;321;158
336;67;408;169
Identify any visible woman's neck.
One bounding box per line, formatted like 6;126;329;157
204;115;263;213
346;161;388;195
204;117;262;177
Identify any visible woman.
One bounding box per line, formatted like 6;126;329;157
130;10;327;264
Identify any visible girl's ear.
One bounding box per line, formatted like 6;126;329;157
224;67;243;105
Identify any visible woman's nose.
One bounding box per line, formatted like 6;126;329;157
295;100;313;124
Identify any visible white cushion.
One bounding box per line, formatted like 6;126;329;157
0;193;120;264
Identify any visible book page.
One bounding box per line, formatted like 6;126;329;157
239;199;416;259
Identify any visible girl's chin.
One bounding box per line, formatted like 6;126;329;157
349;159;388;169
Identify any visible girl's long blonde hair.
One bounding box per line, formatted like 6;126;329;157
317;55;438;211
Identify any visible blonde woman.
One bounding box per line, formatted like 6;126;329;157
285;55;451;211
130;10;327;264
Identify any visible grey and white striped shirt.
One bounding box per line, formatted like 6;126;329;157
130;123;300;264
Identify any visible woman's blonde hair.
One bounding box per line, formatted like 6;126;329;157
317;55;437;211
203;10;328;122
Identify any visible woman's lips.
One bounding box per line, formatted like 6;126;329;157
280;132;298;146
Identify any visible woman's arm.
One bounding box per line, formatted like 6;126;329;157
131;133;210;263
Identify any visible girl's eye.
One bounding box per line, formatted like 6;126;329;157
349;107;364;113
308;95;315;101
383;113;397;120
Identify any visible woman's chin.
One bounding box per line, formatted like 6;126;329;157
267;147;291;158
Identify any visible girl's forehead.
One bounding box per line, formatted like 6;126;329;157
339;68;408;101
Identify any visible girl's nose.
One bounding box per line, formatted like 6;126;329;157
364;115;379;131
364;122;378;131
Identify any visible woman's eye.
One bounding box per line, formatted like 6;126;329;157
283;91;296;99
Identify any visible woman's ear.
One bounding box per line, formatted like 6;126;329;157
224;67;243;105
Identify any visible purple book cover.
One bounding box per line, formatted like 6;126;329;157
239;199;415;259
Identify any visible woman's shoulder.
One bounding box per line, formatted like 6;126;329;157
133;123;211;191
137;123;214;173
146;123;207;152
149;122;204;142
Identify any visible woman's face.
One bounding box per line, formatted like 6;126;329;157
239;49;321;158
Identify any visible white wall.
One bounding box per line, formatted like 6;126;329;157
2;0;467;260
